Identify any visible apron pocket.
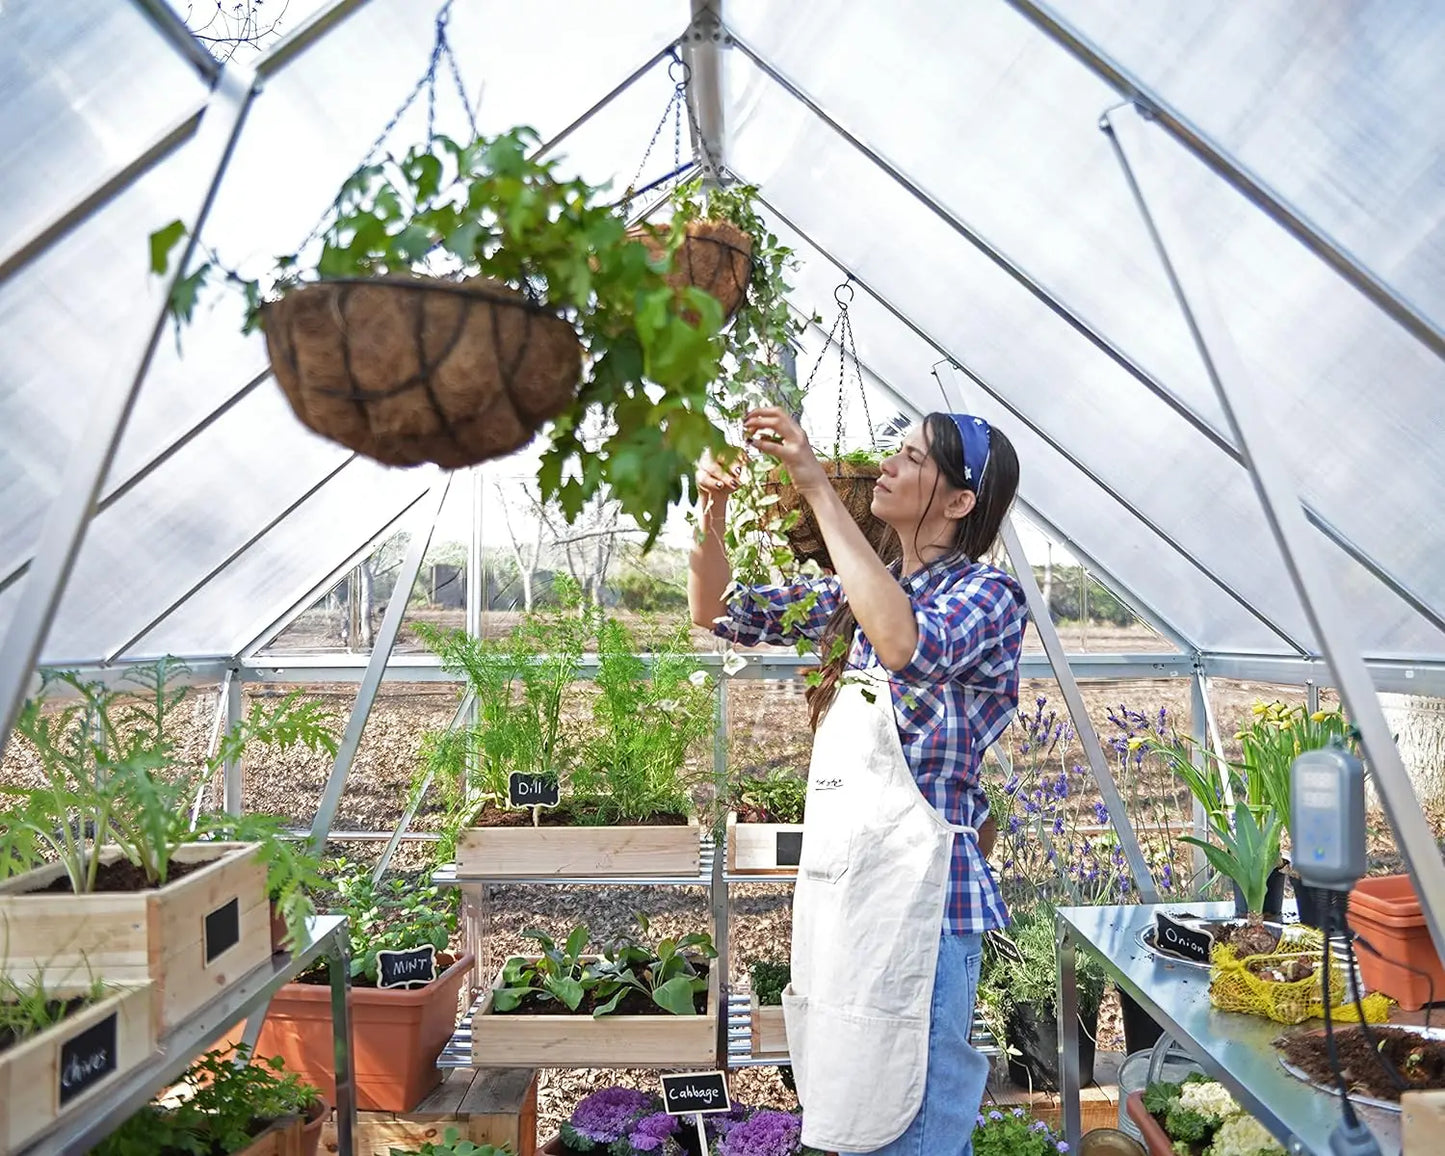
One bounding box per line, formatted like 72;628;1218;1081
782;990;929;1151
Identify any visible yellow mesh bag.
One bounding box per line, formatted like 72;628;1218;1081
1209;945;1393;1025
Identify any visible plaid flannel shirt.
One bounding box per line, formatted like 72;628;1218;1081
715;561;1027;935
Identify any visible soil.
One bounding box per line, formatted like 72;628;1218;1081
0;995;91;1053
296;951;456;988
471;806;689;828
1277;1026;1445;1101
1221;920;1281;959
494;965;711;1018
33;855;210;894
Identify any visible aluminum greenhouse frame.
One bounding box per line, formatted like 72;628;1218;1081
4;0;1445;1092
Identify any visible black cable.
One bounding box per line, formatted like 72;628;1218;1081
1325;891;1409;1094
1321;914;1362;1127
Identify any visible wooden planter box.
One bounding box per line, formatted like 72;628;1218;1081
236;1114;304;1156
470;958;719;1068
725;812;803;876
456;820;700;878
749;996;788;1058
0;984;154;1153
0;844;270;1034
318;1069;536;1156
254;953;475;1113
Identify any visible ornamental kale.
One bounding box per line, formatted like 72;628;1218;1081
715;1110;802;1156
617;1112;679;1154
560;1087;658;1150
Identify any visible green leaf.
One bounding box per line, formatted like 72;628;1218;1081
149;220;187;275
393;224;434;264
563;924;589;962
168;265;211;324
547;975;585;1011
650;974;701;1016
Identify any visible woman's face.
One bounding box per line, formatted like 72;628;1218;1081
871;425;976;545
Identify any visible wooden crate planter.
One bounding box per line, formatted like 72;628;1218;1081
0;843;270;1034
255;952;476;1113
725;813;803;876
749;996;788;1058
318;1068;537;1156
0;983;154;1153
470;959;719;1068
236;1114;304;1156
456;820;700;878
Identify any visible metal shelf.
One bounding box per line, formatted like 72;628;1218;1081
433;834;717;888
19;915;354;1156
1056;901;1401;1155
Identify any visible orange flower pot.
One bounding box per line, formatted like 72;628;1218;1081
1348;875;1445;1011
254;953;474;1112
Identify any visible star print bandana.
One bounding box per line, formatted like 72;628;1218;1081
948;413;993;489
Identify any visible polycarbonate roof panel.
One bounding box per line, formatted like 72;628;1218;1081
1044;0;1445;333
0;0;209;263
129;459;434;660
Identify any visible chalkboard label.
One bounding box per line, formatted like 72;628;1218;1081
775;830;803;867
1154;912;1214;963
378;945;438;990
508;773;560;808
660;1071;732;1115
204;897;241;964
987;929;1025;965
59;1011;118;1105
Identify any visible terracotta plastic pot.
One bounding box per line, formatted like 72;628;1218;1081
1123;1093;1174;1156
1348;874;1445;1011
301;1096;328;1156
254;952;474;1112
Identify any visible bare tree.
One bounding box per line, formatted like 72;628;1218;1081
494;481;546;612
184;0;291;62
530;491;627;606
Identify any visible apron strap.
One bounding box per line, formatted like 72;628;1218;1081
948;824;978;837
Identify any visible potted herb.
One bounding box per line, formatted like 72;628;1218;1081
979;904;1107;1091
444;605;716;879
0;974;154;1150
1179;799;1284;960
94;1044;327;1156
251;864;472;1113
747;959;790;1058
0;661;335;1032
472;914;719;1067
726;768;806;876
1126;1075;1283;1156
152;120;732;546
971;1106;1070;1156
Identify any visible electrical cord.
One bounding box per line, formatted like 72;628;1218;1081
1320;915;1362;1129
1322;891;1409;1094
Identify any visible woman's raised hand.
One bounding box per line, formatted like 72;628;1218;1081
695;450;743;500
742;408;826;490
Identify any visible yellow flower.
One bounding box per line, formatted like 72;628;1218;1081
1127;737;1147;751
1251;702;1268;716
1310;710;1329;723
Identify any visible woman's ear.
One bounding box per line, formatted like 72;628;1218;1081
945;489;978;520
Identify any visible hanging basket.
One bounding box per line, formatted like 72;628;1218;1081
633;218;754;320
262;275;583;469
763;459;900;573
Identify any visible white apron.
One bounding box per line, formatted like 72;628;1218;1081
782;671;976;1153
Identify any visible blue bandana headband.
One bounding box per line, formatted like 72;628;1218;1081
948;413;992;491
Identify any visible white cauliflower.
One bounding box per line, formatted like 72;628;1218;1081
1207;1113;1285;1156
1178;1080;1239;1123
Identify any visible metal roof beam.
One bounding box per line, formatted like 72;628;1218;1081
683;2;727;181
129;0;223;85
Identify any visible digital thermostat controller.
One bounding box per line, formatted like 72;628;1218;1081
1290;747;1367;891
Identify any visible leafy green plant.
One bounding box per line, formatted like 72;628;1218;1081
1181;799;1284;919
492;925;593;1013
0;971;106;1053
330;863;457;985
0;660;335;894
389;1129;509;1156
736;767;806;825
971;1106;1069;1156
589;911;716;1017
152;126;733;544
568;616;714;825
93;1044;320;1156
748;959;790;1007
201;811;327;952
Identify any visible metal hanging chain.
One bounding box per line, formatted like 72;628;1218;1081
801;282;875;461
622;56;694;217
294;0;479;256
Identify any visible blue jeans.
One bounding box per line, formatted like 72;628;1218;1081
838;932;990;1156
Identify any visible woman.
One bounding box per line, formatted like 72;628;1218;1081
689;407;1025;1156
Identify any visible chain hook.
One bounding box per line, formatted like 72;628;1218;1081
833;281;855;309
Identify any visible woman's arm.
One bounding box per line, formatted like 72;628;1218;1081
742;409;918;669
688;487;733;630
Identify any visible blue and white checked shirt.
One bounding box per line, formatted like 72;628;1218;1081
715;561;1027;935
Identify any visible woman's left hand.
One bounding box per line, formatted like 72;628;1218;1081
742;408;827;492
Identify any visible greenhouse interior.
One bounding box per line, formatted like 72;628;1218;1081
3;1;1445;1154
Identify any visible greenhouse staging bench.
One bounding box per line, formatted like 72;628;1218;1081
13;915;355;1156
1054;901;1401;1154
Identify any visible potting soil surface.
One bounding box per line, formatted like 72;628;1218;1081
34;855;211;893
1277;1026;1445;1101
0;995;91;1052
471;808;689;828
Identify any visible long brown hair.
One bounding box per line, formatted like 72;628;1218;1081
804;414;1019;729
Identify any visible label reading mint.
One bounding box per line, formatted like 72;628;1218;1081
775;830;803;867
378;945;438;990
59;1012;118;1105
508;773;560;808
1155;912;1213;963
660;1071;731;1116
204;897;241;965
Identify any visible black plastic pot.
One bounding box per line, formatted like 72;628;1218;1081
1005;1000;1099;1091
1119;988;1165;1054
1232;867;1287;920
1291;874;1332;928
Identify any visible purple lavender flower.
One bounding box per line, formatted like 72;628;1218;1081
565;1087;656;1145
1052;816;1064;835
717;1109;802;1156
1093;802;1109;825
624;1112;680;1153
1024;800;1040;815
1004;774;1021;796
988;1110;1003;1121
1161;864;1175;891
1008;816;1022;835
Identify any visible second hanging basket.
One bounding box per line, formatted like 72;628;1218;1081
262;275;583;469
763;459;900;573
633;218;753;320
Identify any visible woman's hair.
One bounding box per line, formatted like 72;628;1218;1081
804;414;1019;730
